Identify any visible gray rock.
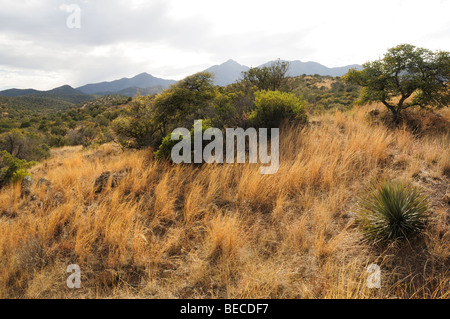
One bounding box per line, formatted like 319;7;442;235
37;178;52;191
94;169;130;193
37;178;51;187
20;175;33;197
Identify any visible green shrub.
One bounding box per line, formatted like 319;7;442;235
357;180;430;244
11;169;32;184
155;119;212;161
0;150;35;187
154;133;181;161
249;90;307;128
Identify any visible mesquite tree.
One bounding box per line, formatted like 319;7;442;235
344;44;450;125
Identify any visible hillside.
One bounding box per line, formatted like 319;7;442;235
0;85;95;116
0;106;448;298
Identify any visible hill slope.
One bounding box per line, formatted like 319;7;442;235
0;107;448;299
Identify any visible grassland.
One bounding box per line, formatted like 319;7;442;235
0;105;449;299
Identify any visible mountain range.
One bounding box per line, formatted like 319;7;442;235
0;85;94;105
0;59;362;99
76;73;177;95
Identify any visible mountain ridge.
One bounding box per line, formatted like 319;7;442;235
76;72;177;95
1;60;363;98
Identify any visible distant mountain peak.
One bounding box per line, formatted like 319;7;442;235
134;72;152;78
223;59;240;64
205;60;250;86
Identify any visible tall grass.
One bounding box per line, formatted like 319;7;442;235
0;106;448;298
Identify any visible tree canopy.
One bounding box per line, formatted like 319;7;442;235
344;44;450;124
241;59;290;91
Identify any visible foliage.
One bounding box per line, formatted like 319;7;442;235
357;180;430;245
155;119;213;161
113;73;218;150
344;44;450;124
0;129;50;161
288;75;359;113
211;84;255;128
249;90;307;128
241;59;290;91
153;72;217;134
112;95;160;149
0;150;35;187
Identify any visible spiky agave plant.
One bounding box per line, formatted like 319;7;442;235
357;180;430;244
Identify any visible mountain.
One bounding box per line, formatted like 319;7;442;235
0;61;363;102
0;84;94;105
204;59;250;86
0;88;41;97
0;84;86;97
76;72;176;95
46;84;87;96
114;86;166;97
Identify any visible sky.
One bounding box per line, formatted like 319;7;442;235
0;0;449;90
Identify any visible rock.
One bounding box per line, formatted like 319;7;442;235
443;193;450;205
37;178;51;188
94;169;130;193
94;171;112;193
53;192;64;204
20;175;33;197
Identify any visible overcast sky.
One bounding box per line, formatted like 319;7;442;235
1;0;449;90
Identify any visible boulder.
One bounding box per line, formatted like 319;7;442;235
94;169;130;193
20;175;33;197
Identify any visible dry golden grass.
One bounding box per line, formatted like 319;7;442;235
0;106;449;299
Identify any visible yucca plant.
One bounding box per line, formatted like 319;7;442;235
357;180;430;244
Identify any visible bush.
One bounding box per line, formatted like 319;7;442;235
249;90;307;128
155;119;212;161
357;181;430;244
0;150;35;187
0;129;50;161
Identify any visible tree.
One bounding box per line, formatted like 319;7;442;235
112;72;217;149
242;59;290;91
344;44;450;124
0;129;50;161
111;95;159;148
153;72;217;136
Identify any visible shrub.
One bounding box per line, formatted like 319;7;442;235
155;119;212;161
0;129;50;161
357;180;430;245
0;150;35;187
249;90;307;128
11;169;32;184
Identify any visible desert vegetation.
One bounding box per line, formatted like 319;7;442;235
0;45;449;299
0;103;448;298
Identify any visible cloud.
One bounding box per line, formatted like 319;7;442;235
0;0;449;90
